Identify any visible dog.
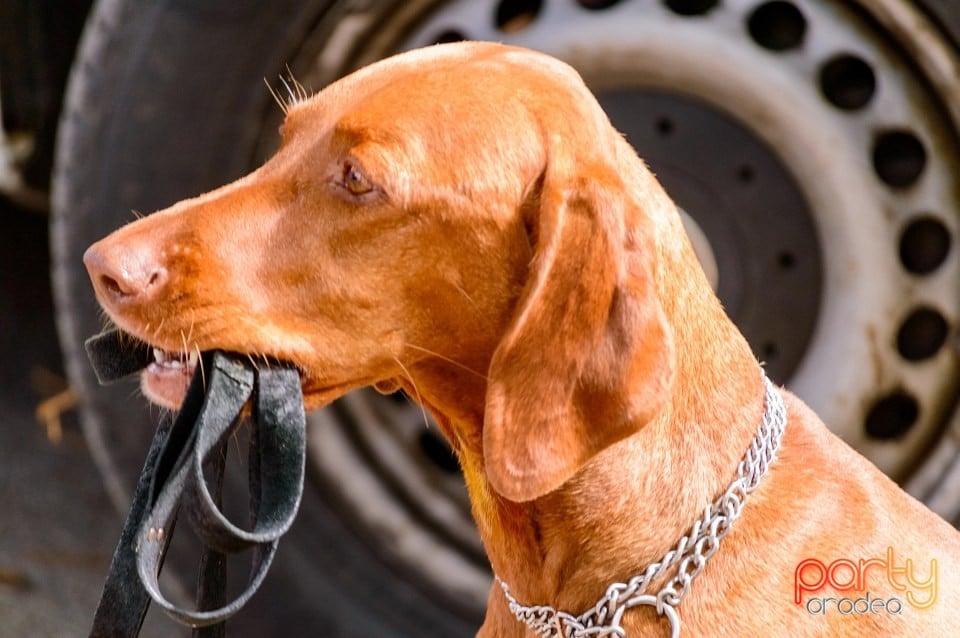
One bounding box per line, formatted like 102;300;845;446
84;42;959;636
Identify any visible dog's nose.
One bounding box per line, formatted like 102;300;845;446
84;241;169;304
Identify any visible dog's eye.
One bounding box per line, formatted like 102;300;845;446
340;162;374;196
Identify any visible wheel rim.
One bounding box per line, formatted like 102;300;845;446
275;0;960;614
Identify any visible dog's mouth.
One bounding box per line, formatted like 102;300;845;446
89;327;357;411
144;347;200;409
143;347;352;411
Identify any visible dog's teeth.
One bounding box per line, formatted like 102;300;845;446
149;347;197;369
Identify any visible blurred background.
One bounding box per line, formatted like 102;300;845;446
1;0;958;636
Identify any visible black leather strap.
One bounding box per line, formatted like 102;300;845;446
89;415;174;638
85;331;306;637
84;329;154;385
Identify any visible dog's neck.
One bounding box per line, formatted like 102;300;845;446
408;278;765;619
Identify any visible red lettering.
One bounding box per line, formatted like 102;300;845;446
827;559;858;591
795;559;827;604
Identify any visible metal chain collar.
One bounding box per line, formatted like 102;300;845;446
498;374;787;638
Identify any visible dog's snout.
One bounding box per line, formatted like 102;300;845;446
84;241;169;305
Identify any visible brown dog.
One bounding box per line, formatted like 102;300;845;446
84;42;959;636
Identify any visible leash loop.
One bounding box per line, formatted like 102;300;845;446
182;363;305;553
86;331;307;637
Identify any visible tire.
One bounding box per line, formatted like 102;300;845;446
52;0;960;636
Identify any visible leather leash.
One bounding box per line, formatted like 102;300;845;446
84;329;307;637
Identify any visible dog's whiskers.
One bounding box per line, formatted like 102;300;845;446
229;428;244;465
184;321;195;352
186;330;206;391
266;67;312;115
264;78;290;115
284;65;310;103
404;344;488;380
279;76;298;109
153;317;166;343
96;309;112;332
392;356;431;430
452;282;480;310
179;330;189;359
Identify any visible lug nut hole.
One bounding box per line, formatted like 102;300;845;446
897;307;949;362
820;54;876;111
431;30;468;44
865;391;919;440
748;1;807;51
899;216;952;275
664;0;719;16
495;0;543;33
873;129;927;188
579;0;623;10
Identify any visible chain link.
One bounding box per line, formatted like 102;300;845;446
499;374;786;638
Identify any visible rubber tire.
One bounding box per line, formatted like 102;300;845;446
51;0;478;635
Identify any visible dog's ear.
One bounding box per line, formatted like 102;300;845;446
483;158;675;502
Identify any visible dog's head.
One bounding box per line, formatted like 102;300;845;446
85;42;678;501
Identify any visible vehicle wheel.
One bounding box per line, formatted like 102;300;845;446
52;0;959;636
